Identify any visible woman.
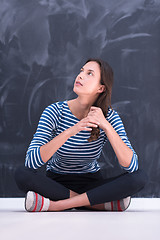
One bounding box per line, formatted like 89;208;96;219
15;58;147;212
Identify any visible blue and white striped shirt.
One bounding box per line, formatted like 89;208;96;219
25;100;138;174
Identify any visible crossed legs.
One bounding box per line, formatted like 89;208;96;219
49;191;105;211
15;167;147;212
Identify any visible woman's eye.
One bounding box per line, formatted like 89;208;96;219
88;72;93;76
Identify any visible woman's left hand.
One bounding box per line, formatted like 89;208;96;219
87;106;108;130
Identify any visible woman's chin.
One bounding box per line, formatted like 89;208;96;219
73;87;80;94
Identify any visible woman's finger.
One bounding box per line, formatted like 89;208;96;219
90;106;99;110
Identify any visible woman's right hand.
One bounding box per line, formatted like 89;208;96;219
40;114;99;163
67;116;100;137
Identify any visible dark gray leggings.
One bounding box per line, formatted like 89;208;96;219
15;166;147;206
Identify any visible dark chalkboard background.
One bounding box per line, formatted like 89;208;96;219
0;0;160;197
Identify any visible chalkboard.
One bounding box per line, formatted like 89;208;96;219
0;0;160;197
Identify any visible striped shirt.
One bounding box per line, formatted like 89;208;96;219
25;100;138;174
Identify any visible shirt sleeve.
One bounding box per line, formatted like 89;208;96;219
106;108;139;173
25;103;60;169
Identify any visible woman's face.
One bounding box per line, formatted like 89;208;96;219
73;61;104;97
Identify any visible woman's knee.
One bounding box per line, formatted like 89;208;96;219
127;169;148;191
14;166;35;192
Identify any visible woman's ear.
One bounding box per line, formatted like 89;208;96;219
98;85;106;93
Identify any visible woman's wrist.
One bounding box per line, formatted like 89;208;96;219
101;119;110;132
64;127;73;138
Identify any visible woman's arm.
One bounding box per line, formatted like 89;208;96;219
40;128;71;163
40;117;99;163
88;107;138;172
25;103;99;168
103;120;133;168
25;103;60;169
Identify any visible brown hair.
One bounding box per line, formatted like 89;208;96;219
86;58;114;142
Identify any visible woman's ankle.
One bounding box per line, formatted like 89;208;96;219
70;190;79;198
85;203;105;210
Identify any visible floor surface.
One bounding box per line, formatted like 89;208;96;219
0;198;160;240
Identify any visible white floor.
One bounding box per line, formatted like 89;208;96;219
0;198;160;240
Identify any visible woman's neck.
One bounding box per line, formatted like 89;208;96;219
67;97;95;120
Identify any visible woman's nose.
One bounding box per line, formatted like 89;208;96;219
79;72;84;79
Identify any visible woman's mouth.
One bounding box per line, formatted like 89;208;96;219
75;81;83;86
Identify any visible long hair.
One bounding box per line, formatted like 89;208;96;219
86;58;114;142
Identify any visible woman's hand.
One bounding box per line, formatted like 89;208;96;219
87;106;108;130
68;106;107;137
68;115;100;137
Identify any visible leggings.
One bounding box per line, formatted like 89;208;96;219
15;166;147;206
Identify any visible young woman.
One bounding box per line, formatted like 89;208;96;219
15;58;147;212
